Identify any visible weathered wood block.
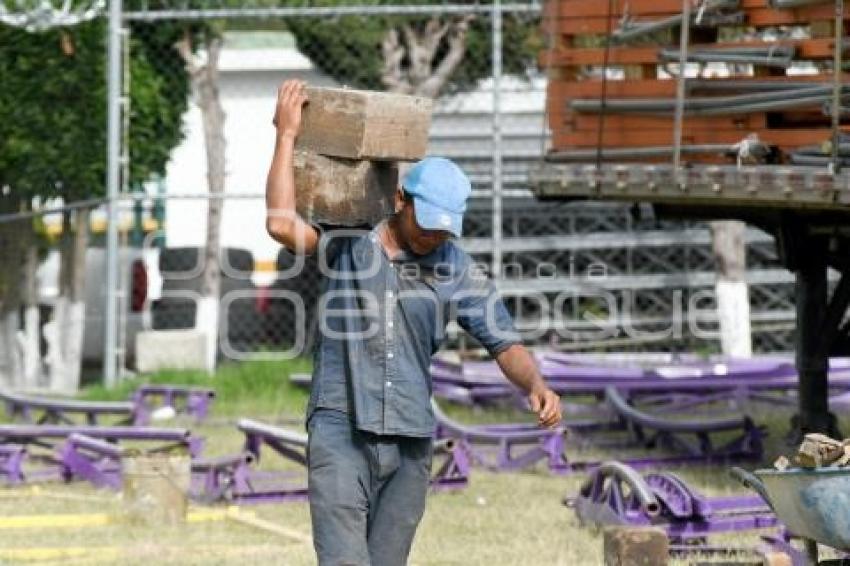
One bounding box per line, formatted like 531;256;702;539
294;150;398;227
297;86;432;161
603;526;669;566
762;551;793;566
122;452;190;526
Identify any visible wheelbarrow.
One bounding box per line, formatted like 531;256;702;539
732;466;850;565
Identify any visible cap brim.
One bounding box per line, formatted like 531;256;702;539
412;197;462;238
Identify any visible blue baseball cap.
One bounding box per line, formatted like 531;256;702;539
401;157;471;238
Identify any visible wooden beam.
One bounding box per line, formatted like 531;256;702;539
551;8;850;35
550;0;834;18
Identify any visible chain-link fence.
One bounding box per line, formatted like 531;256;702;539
0;1;810;391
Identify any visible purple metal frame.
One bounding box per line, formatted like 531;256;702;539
568;461;777;542
191;451;256;503
230;418;309;504
431;355;850;409
570;461;822;564
0;424;202;456
0;388;140;426
58;432;252;503
0;425;200;488
0;424;203;486
131;385;215;424
57;430;261;503
602;387;764;464
0;385;216;427
232;418;471;504
431;382;763;475
0;444;26;485
432;398;569;474
59;433;126;490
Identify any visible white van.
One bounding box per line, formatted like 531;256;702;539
37;247;156;365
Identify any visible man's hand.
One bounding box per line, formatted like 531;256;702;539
494;345;564;429
528;385;562;429
273;80;308;138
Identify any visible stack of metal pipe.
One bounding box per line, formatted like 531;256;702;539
544;0;850;166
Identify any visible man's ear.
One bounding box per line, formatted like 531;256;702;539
394;188;405;213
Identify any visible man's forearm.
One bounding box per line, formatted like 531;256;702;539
265;133;317;253
265;133;297;235
494;344;547;394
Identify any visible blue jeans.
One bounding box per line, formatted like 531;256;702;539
307;409;434;566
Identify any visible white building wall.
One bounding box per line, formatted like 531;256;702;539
161;47;339;265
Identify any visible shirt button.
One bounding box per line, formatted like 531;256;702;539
387;352;394;359
386;291;393;298
386;381;392;387
388;320;394;328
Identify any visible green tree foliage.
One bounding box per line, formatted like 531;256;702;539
283;0;542;95
0;18;190;203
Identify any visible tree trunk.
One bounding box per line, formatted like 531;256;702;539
49;209;89;393
381;16;474;97
0;309;21;389
0;203;27;389
710;220;752;358
178;32;226;372
21;243;42;388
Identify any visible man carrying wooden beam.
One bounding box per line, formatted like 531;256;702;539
265;79;562;566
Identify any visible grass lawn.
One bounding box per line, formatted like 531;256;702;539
0;359;839;565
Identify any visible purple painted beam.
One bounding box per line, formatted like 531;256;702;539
0;425;203;457
0;388;138;426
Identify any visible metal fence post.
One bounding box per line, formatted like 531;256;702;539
103;0;123;388
491;0;503;279
672;0;691;185
831;0;844;173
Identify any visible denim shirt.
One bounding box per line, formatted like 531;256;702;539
307;224;520;438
